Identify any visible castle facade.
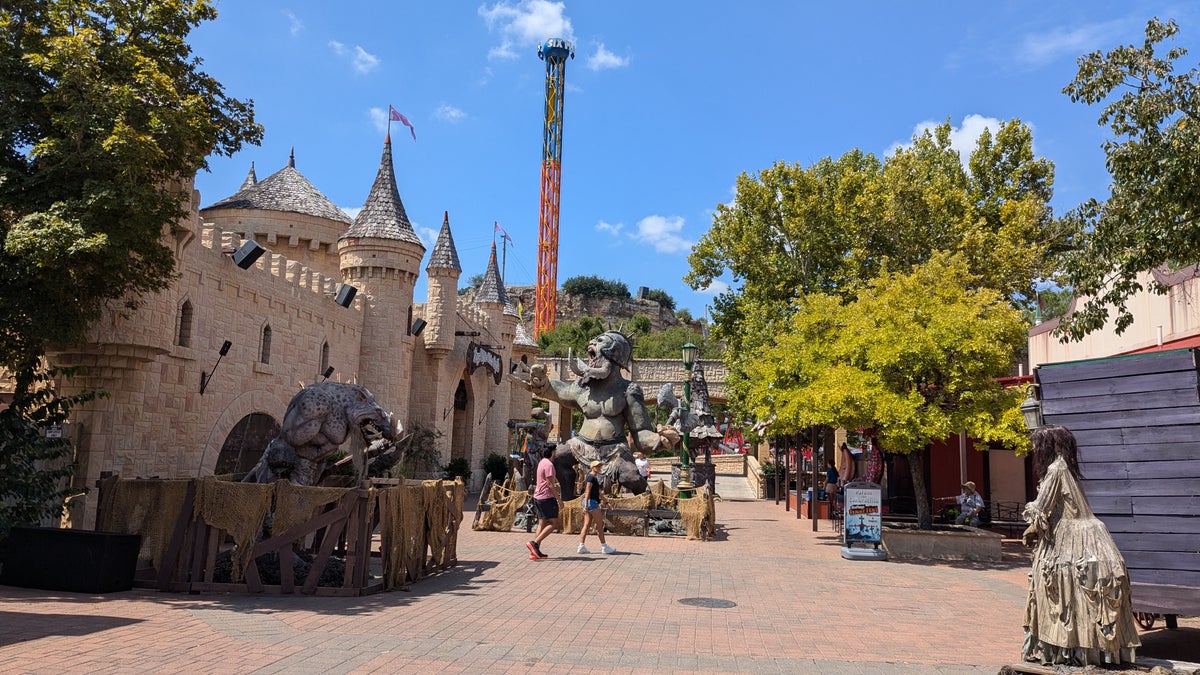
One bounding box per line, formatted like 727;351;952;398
50;138;536;527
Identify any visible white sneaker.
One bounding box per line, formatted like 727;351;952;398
576;543;590;554
601;543;616;554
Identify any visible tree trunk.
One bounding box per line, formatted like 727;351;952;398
906;450;933;530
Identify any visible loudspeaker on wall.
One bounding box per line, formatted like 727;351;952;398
335;284;357;307
231;240;266;269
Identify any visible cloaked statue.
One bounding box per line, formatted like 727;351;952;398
515;331;679;499
1021;425;1140;666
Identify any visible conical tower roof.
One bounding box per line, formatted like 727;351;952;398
238;162;258;191
514;321;538;348
426;211;461;272
474;242;508;305
202;150;351;224
342;138;421;244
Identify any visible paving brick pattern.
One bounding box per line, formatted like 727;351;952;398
0;493;1181;674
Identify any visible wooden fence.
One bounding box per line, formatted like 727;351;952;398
97;475;464;596
1036;347;1200;616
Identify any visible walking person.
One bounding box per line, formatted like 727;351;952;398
824;457;840;521
634;451;650;481
578;460;616;554
527;444;561;559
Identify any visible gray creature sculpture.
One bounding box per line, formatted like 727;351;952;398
243;382;399;486
515;331;680;499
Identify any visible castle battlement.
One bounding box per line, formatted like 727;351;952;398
201;223;345;305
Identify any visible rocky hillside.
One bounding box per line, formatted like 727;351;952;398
466;285;682;333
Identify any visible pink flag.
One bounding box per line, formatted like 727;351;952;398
389;105;416;141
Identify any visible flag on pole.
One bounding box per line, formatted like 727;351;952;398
389;105;416;141
494;222;513;243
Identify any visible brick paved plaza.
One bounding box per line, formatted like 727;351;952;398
1;491;1196;674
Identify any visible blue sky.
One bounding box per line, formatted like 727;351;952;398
190;1;1200;322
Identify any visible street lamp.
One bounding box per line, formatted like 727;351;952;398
677;342;699;499
1020;384;1043;431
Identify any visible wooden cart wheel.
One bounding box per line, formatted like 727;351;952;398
1134;612;1156;630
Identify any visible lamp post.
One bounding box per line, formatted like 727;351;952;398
1020;383;1044;431
677;342;699;499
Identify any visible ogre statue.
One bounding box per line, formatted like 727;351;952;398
243;382;398;485
516;331;679;499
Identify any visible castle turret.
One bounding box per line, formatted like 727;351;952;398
474;242;509;331
338;137;425;417
424;211;461;357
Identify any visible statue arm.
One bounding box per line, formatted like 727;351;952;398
519;363;580;410
625;382;675;450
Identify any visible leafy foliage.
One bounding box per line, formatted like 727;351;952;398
443;457;470;481
675;308;694;324
482;452;508;482
0;366;102;537
738;254;1030;527
459;273;484;296
561;275;630;299
1056;18;1200;339
0;0;262;372
535;316;609;357
632;326;720;360
642;288;676;311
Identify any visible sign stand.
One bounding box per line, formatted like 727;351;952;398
841;480;887;560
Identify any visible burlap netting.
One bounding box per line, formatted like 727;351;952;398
273;481;350;539
377;478;462;590
559;483;715;540
98;476;190;571
473;481;529;532
193;477;274;582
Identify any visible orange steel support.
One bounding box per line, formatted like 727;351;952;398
535;38;573;338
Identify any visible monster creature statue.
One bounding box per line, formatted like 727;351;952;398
243;382;399;486
515;331;679;499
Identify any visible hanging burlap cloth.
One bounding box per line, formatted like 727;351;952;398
441;478;465;566
97;476;190;572
378;480;427;590
192;476;274;582
472;481;529;532
423;479;455;569
272;481;349;540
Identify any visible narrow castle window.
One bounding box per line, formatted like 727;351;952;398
177;301;193;347
260;325;272;364
320;341;329;375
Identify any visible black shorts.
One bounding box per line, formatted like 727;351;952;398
534;497;559;520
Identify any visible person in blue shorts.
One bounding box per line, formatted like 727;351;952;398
577;460;615;554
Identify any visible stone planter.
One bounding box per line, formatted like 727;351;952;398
881;523;1002;562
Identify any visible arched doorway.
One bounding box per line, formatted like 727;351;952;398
450;376;473;463
214;413;280;475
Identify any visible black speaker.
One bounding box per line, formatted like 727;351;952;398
232;240;266;269
410;318;427;336
335;284;357;307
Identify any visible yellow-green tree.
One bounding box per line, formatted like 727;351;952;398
741;254;1029;528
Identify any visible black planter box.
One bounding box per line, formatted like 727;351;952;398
1;526;141;593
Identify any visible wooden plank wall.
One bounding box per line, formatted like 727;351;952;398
1037;348;1200;615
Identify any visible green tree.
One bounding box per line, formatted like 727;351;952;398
643;288;675;311
741;254;1029;528
675;308;693;324
459;273;484;295
0;1;260;531
687;120;1060;427
632;326;719;360
628;314;652;336
561;275;630;299
535;316;608;357
1056;18;1200;340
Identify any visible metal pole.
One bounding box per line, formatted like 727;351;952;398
812;427;820;531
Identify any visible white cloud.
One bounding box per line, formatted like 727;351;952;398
416;223;438;249
282;10;303;37
1017;19;1132;67
886;114;1011;166
698;280;730;296
632;215;692;254
595;220;624;236
369;106;388;133
328;40;380;74
587;43;629;71
479;1;574;60
436;104;467;122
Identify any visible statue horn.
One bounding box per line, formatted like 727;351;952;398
567;347;587;377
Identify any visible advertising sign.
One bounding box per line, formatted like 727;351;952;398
843;482;882;546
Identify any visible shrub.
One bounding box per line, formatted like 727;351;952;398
562;275;630;299
643;288;676;311
482;452;508;482
444;457;471;481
